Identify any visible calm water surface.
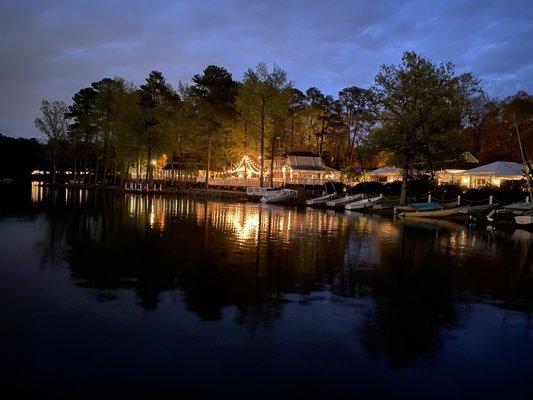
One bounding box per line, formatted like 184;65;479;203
1;184;532;398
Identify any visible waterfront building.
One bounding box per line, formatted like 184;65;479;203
363;166;403;183
279;150;341;185
455;161;525;188
193;151;341;187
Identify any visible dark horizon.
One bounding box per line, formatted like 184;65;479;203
1;0;532;139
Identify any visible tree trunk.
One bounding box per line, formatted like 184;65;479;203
136;152;141;180
84;143;89;184
291;122;295;151
400;160;409;205
259;103;265;187
270;138;275;187
205;132;212;189
318;117;326;157
73;155;78;183
94;137;99;185
348;126;356;167
102;130;108;186
52;145;57;186
146;147;152;181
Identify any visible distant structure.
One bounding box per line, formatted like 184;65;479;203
192;149;340;187
455;161;524;188
161;155;200;182
278;150;341;184
362;166;403;183
363;157;524;189
435;151;480;185
363;152;482;185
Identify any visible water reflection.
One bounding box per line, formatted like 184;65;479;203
18;189;533;370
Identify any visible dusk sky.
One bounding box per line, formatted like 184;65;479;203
1;0;532;138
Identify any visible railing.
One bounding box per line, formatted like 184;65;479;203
198;177;338;187
197;178;279;188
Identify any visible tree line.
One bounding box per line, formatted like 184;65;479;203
33;51;532;199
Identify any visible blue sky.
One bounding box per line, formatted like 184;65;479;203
1;0;532;138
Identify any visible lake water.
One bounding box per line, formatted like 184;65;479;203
1;184;532;398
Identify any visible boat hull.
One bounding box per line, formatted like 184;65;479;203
345;196;384;211
260;189;298;204
515;214;533;228
325;194;363;209
305;193;339;207
400;207;463;219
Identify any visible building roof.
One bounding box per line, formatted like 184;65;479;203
286;154;324;169
286;165;325;171
366;166;403;176
464;161;524;176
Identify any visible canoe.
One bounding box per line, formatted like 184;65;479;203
368;202;397;216
515;214;533;228
395;202;443;213
260;188;298;204
345;195;384;211
326;194;363;209
487;202;533;224
503;202;533;212
399;206;463;219
458;203;499;215
305;193;340;206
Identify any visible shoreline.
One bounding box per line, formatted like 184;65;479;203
32;181;321;203
36;182;252;202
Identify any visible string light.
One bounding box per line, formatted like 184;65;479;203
227;155;261;177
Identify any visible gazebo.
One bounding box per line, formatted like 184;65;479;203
226;155;261;179
280;150;340;184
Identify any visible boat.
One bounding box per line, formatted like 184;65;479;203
487;201;533;228
345;195;384;211
486;207;516;225
458;203;500;223
305;192;340;206
400;207;463;219
486;120;533;228
459;203;499;215
395;202;443;214
260;188;298;204
487;201;533;224
305;182;343;207
368;201;398;216
398;201;464;218
515;213;533;228
325;194;363;209
503;201;533;212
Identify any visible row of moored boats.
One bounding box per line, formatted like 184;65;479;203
258;184;533;229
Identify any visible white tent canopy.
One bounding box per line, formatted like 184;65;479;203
464;161;524;176
367;166;403;175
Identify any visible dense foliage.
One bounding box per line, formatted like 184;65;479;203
25;52;532;190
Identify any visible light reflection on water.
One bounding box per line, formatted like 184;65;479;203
0;185;532;397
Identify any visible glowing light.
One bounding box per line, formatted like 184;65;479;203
227;155;261;178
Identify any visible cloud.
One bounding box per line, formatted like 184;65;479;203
0;0;532;137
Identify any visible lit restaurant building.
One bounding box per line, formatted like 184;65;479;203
455;161;525;188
